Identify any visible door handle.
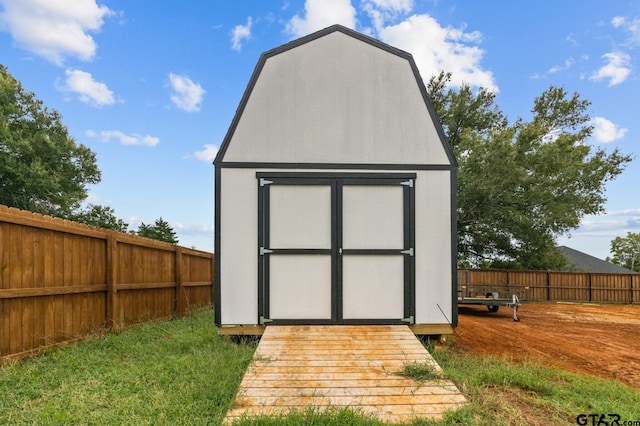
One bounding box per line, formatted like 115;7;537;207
339;248;342;255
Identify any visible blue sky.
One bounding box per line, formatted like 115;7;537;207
0;0;638;260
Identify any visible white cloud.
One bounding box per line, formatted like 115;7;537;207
611;16;625;28
231;16;252;51
611;16;640;47
567;212;640;237
605;208;640;217
548;58;575;74
362;0;414;30
378;14;497;91
559;209;640;258
367;0;413;12
88;129;159;147
59;69;114;107
193;144;219;162
589;51;631;86
0;0;113;65
565;34;578;47
626;19;640;46
172;223;215;250
286;0;356;38
577;218;629;233
533;58;576;81
85;192;102;204
591;116;628;143
172;222;214;236
168;73;205;112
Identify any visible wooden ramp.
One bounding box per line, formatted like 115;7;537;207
224;325;466;424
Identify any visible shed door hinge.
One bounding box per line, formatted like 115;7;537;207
259;316;273;325
401;248;414;257
259;178;273;187
401;179;414;188
260;247;273;256
401;315;414;324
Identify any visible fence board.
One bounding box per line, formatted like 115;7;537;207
0;299;7;356
33;231;45;348
8;224;22;354
8;298;21;355
0;225;4;291
0;224;6;356
23;227;36;352
0;205;213;363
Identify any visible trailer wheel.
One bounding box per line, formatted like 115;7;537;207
486;293;499;313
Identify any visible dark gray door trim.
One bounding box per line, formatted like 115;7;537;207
257;172;415;325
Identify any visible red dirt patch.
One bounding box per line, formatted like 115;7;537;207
454;302;640;389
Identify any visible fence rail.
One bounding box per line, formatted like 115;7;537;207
458;269;640;304
0;205;213;363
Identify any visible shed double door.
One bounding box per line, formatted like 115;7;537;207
258;174;415;325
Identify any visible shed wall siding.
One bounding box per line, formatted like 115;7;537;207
222;31;449;165
218;168;453;326
220;168;258;324
414;170;453;324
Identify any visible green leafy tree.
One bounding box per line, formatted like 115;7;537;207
71;204;129;233
0;65;101;216
608;232;640;272
137;218;179;244
428;72;632;269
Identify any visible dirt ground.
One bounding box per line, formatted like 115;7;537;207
453;302;640;389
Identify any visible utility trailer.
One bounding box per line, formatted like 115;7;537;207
458;284;529;321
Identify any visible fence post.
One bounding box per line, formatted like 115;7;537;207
175;247;184;316
588;273;592;302
546;271;551;301
106;234;117;328
631;274;634;304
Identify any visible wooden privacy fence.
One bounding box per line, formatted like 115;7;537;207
458;269;640;304
0;205;214;363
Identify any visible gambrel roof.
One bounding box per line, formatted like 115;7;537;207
214;24;455;168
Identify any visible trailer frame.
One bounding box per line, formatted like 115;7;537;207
458;284;529;321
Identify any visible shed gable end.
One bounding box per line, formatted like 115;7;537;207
217;26;453;167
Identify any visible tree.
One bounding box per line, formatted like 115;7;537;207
71;204;129;233
428;72;632;269
608;232;640;272
0;65;101;217
137;218;179;244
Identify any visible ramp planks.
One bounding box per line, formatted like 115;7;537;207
224;325;466;424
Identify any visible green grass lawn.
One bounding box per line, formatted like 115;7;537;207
0;310;256;425
1;310;639;425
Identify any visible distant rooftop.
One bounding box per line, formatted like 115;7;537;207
558;246;637;274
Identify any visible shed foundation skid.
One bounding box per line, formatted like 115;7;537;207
218;323;454;337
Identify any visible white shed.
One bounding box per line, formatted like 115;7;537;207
214;25;458;336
